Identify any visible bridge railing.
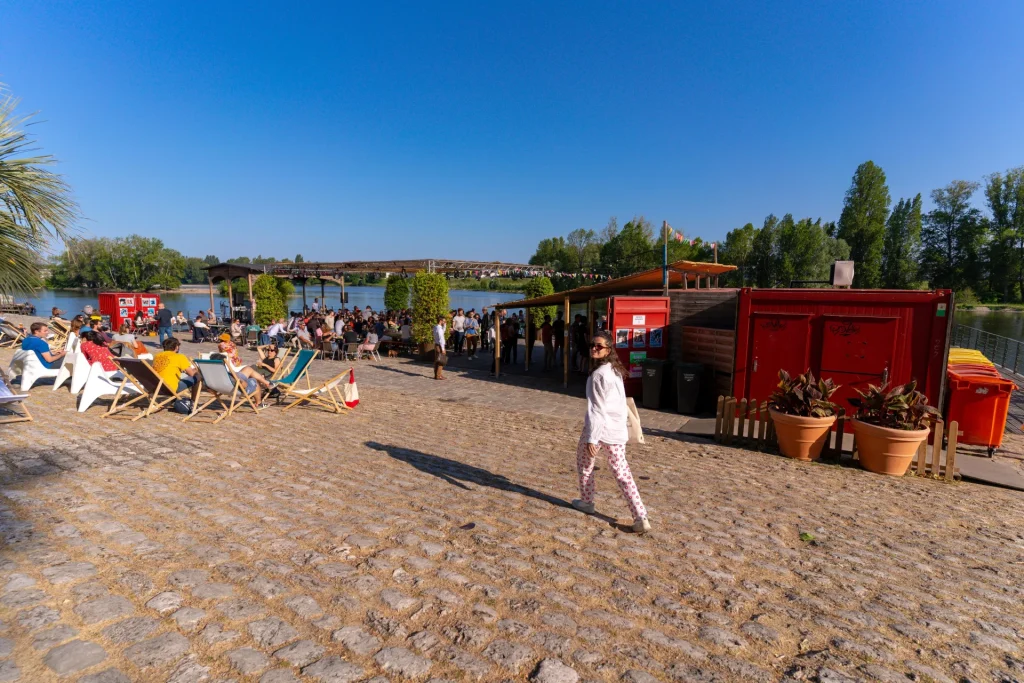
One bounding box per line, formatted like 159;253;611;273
952;324;1024;376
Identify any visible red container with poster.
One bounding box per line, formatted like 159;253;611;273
135;294;160;321
732;289;953;412
607;296;670;396
98;292;141;330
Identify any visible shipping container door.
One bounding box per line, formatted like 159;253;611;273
746;313;812;401
820;315;899;412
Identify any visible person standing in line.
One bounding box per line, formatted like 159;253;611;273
552;310;565;365
571;330;650;533
311;297;320;312
541;314;554;371
480;308;491;351
464;312;479;360
452;308;466;356
432;315;447;380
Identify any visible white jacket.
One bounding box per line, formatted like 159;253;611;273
583;363;628;445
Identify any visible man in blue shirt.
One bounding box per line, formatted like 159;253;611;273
22;322;66;369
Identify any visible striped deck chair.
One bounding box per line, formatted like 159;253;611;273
0;367;32;424
281;367;353;413
0;322;26;349
103;357;189;421
269;348;318;402
185;358;261;423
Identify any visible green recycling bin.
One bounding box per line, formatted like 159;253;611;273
641;359;670;410
675;362;704;414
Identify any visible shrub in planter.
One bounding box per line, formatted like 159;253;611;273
768;369;839;461
848;376;939;476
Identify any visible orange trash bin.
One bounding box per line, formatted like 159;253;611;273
945;369;1016;456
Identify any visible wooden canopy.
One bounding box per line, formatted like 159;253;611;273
202;262;267;284
493;260;737;309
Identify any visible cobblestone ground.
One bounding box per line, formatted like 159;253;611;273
1;340;1023;682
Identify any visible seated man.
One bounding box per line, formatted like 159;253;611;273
266;319;286;347
294;325;313;349
151;338;198;396
22;322;67;369
193;315;211;342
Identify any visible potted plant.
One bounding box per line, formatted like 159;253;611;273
768;369;840;461
848;376;939;476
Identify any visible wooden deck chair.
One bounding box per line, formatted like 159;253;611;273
282;367;352;413
185;359;260;423
103;357;188;421
0;367;32;424
0;322;26;348
48;319;70;346
269;348;318;400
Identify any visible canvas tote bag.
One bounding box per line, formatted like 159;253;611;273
626;397;645;445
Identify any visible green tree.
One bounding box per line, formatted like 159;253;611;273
565;228;600;272
0;89;79;295
921;180;984;290
202;254;220;265
384;275;410;311
749;214;781;287
599;215;655;277
985;167;1024;301
881;194;923;289
719;223;756;286
529;237;571;271
410;272;449;344
251;274;286;325
522;275;555;321
295;254;304;263
182;256;208;284
837;161;891;288
49;235;184;290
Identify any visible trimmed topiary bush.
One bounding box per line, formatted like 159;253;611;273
410;272;449;344
384;275;410;312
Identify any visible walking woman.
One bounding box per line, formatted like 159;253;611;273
572;331;651;533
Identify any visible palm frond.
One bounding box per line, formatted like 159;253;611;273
0;87;80;295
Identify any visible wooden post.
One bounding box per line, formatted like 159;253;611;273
494;310;501;379
932;420;945;477
340;274;346;308
714;396;725;443
724;398;736;444
320;280;325;311
681;273;688;290
563;296;570;388
302;280;307;313
247;273;254;324
207;274;216;323
737;398;748;445
945;422;958;481
524;307;530;372
834;411;846;459
226;278;234;322
587;297;594;338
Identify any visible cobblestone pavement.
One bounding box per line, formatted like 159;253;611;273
1;340;1024;682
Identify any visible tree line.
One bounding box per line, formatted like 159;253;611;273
532;161;1024;302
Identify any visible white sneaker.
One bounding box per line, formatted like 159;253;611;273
632;517;651;533
571;499;595;514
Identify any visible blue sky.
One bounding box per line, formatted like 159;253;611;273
4;1;1023;263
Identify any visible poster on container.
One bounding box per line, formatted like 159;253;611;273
649;328;663;348
615;329;629;348
629;351;646;378
632;329;646;347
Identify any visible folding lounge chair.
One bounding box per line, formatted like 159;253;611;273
102;357;189;421
8;349;61;391
0;323;26;349
78;362;138;413
282;367;353;414
185;358;261;423
0;368;32;424
269;348;318;400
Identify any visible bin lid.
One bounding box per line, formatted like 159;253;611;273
641;358;669;366
947;368;1017;390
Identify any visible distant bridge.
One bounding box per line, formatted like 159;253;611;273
265;259;544;281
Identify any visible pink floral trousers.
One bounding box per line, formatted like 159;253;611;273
575;434;647;521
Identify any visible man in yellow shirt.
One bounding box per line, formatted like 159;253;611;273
152;338;197;393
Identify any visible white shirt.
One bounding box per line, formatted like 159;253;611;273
432;324;446;352
311;301;320;311
334;319;345;336
267;323;285;336
452;315;466;333
583;363;628;445
400;324;412;341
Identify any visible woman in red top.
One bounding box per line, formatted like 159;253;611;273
79;331;118;373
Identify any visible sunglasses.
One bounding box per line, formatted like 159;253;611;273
590;344;609;350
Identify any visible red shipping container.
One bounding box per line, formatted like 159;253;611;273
732;289;953;412
945;369;1016;454
607;296;670;396
98;292;140;330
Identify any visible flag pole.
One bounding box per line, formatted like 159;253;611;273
662;220;669;296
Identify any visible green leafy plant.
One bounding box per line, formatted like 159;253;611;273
384;275;410;311
410;271;449;344
768;369;839;417
848;373;939;430
251;274;286;326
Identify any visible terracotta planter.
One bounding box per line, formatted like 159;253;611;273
768;409;836;461
851;419;929;476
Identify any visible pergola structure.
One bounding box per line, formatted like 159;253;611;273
491;260;738;387
202;262;267;323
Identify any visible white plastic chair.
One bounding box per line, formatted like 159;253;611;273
8;350;61;391
53;348;91;394
77;362;136;413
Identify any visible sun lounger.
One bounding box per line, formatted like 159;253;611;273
185;358;261;423
0;322;26;349
269;349;318;401
281;367;353;414
0;368;32;424
102;357;189;421
8;349;61;391
77;362;137;413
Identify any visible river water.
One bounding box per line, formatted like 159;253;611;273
17;285;525;320
954;310;1024;342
